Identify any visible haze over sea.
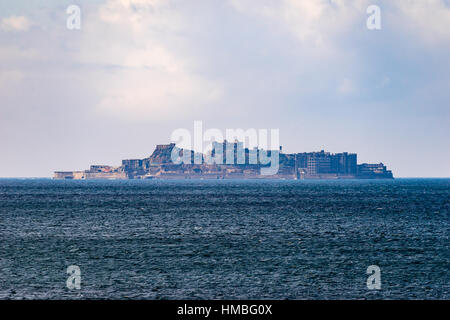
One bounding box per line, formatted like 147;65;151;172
0;178;448;299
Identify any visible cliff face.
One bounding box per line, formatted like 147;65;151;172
147;143;176;164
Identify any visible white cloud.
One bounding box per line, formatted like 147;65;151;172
229;0;370;53
76;0;222;121
0;45;38;61
94;68;222;121
391;0;450;46
230;0;450;51
1;15;31;32
337;78;355;95
0;70;24;93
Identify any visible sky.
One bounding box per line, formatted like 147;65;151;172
0;0;449;177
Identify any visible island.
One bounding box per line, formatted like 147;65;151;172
54;141;393;180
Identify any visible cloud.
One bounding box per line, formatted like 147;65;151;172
74;0;223;121
337;78;355;95
391;0;450;46
380;76;390;88
0;45;37;61
229;0;370;54
229;0;450;51
0;0;448;177
94;68;222;122
0;70;24;95
1;15;30;32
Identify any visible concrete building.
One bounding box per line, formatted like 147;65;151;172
357;163;393;179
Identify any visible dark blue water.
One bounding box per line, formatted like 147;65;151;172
0;178;448;299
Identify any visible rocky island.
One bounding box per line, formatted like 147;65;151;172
54;141;393;180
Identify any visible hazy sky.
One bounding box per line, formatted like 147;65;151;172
0;0;449;177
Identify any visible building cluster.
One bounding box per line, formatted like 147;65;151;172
54;141;393;180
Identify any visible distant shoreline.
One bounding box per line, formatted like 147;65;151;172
1;177;449;180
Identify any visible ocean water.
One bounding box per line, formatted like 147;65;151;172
0;178;448;300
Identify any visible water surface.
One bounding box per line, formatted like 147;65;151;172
0;178;448;299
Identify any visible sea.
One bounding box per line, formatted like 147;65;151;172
0;178;448;299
